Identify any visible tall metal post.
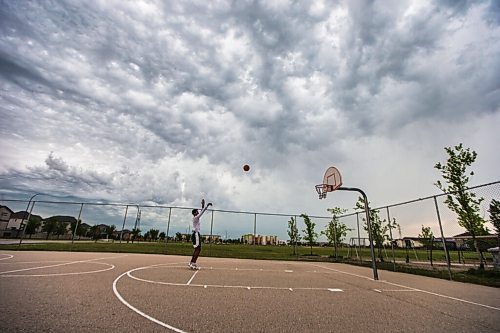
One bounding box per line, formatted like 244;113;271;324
209;210;214;256
386;207;396;271
165;207;172;244
294;215;298;256
19;193;40;245
253;213;257;246
71;203;84;245
120;205;129;243
356;212;361;261
433;196;452;280
338;187;378;280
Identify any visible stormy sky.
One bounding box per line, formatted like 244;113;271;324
1;0;499;238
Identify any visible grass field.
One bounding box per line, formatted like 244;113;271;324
1;240;498;287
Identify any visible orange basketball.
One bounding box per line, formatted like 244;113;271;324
243;164;250;172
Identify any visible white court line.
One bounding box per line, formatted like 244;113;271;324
312;263;500;311
1;262;115;277
0;254;14;261
126;266;344;292
381;280;500;311
112;263;188;333
186;271;198;285
0;254;127;275
310;263;375;281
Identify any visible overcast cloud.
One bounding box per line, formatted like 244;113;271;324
1;0;499;237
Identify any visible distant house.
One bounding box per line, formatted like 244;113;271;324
4;210;43;238
453;232;498;250
393;238;424;249
241;234;278;245
0;205;14;233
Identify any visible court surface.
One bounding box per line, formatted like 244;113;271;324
1;251;499;332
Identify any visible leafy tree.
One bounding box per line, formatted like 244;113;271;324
489;199;500;246
435;143;487;269
106;225;116;242
54;221;68;239
76;223;88;240
25;217;41;239
159;232;166;241
287;216;301;255
149;228;160;241
355;197;396;262
131;228;141;243
301;214;318;255
418;225;434;265
42;217;58;240
323;207;350;258
89;225;101;242
175;232;183;242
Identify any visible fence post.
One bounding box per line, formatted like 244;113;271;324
386;207;396;271
253;213;257;246
19;194;40;245
433;196;452;280
294;215;298;256
71;203;84;245
120;205;129;243
356;212;361;262
209;210;214;256
19;201;36;245
165;207;172;244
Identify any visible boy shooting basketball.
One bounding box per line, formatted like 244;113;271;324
189;199;212;270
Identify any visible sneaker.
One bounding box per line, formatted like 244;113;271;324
188;262;199;270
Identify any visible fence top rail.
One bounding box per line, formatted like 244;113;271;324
0;199;332;220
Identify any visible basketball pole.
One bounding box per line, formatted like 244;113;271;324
338;187;379;280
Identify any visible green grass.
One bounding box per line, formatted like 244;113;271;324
1;240;498;287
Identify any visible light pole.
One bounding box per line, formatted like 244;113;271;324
19;193;41;246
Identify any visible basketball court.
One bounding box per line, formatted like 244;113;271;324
1;250;499;332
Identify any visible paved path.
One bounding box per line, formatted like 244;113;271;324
0;251;499;332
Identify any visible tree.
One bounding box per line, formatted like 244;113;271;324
175;232;183;242
54;221;68;239
149;228;160;241
418;225;434;265
323;207;350;258
131;228;141;243
76;223;88;240
106;225;116;242
89;225;101;242
489;199;500;246
435;143;487;269
25;217;41;239
301;214;318;255
42;217;58;240
159;232;166;241
287;217;301;255
355;197;393;262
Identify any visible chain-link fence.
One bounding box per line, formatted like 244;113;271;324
336;181;500;276
1;181;499;277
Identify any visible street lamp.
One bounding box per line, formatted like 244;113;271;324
19;193;41;246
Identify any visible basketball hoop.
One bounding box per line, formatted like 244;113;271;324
315;166;342;199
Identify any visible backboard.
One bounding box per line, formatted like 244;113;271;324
315;166;342;199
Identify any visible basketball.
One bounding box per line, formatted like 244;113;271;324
243;164;250;172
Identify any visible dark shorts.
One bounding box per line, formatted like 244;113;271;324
192;231;201;248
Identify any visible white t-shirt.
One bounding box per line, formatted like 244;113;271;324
192;206;208;233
